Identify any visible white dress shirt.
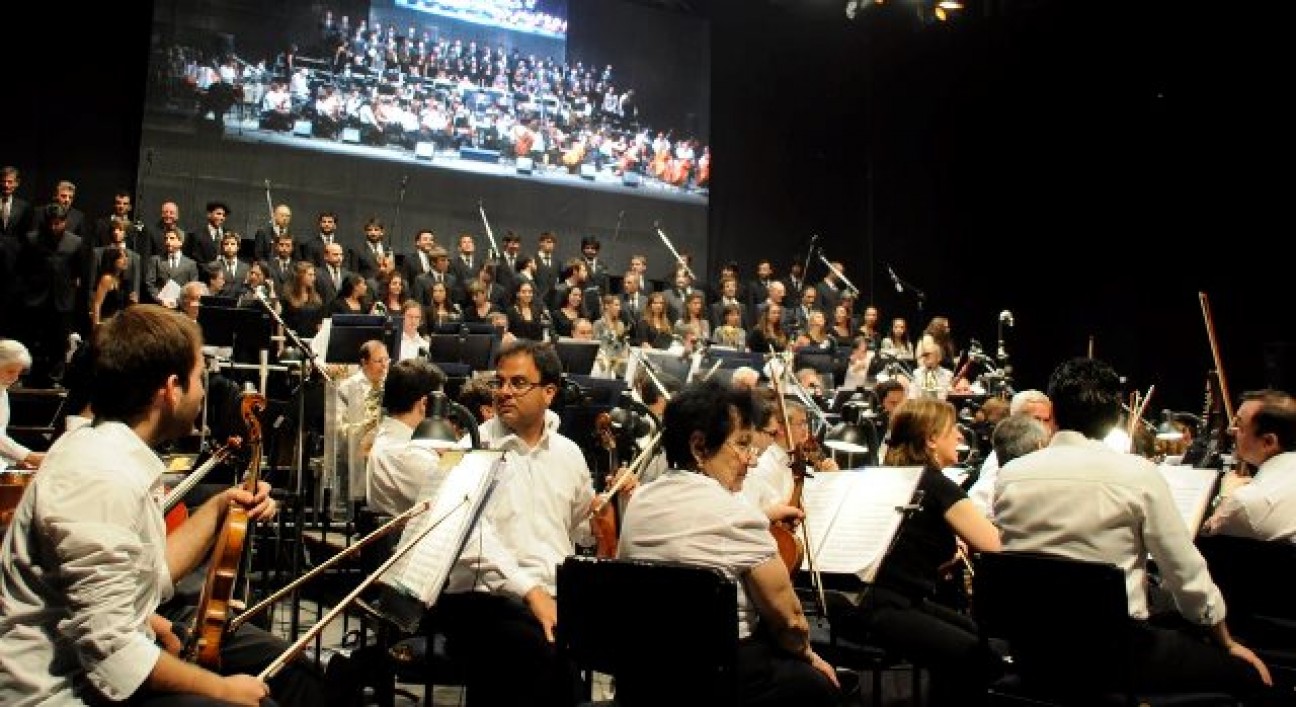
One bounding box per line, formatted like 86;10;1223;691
743;444;793;512
1204;451;1296;542
0;422;173;705
365;416;443;517
0;388;32;467
966;449;1001;519
336;370;380;501
446;415;595;599
619;469;776;639
995;430;1227;624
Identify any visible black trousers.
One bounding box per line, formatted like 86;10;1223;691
1127;619;1271;699
145;603;327;707
834;585;1001;707
734;638;840;707
438;592;581;707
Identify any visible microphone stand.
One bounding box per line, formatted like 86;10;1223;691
886;264;927;312
653;222;696;281
477;199;501;261
800;235;818;290
816;249;861;299
393;176;409;249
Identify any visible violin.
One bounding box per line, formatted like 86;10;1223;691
187;393;266;668
162;437;242;535
591;412;620;559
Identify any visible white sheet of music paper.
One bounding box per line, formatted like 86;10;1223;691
1157;464;1220;534
798;466;924;582
386;450;502;605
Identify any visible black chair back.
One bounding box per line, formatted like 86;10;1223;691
557;555;739;706
974;551;1131;691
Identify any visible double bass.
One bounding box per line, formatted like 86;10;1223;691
187;392;266;668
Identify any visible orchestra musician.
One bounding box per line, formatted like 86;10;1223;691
0;305;325;706
438;340;626;707
618;379;842;706
1201;389;1296;541
995;358;1273;700
832;397;1004;707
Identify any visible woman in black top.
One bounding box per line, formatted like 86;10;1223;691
834;397;1003;706
507;280;546;341
280;261;325;338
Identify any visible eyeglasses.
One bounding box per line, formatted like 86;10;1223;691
487;376;542;395
726;440;759;459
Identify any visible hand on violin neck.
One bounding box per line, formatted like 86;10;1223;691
765;503;804;527
226;480;277;521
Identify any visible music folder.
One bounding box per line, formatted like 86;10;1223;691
1157;464;1221;534
797;466;924;583
380;450;503;607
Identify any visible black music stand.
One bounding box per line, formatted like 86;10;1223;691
556;340;599;375
327;314;400;363
427;333;496;373
197;305;273;363
432;321;497;336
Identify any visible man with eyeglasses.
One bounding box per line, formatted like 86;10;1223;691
439;339;621;707
1201;389;1296;541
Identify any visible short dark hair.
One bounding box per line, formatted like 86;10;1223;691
206;200;231;215
1047;357;1122;439
662;379;754;470
384;359;445;414
457;377;495;423
581;235;600;249
496;339;562;386
92;305;202;424
1241;389;1296;451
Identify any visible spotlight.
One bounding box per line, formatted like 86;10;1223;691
934;0;963;21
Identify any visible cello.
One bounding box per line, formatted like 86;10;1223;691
187;392;266;668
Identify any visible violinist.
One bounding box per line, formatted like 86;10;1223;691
1201;389;1296;542
742;396;836;558
439;340;621;707
832;397;1003;707
0;306;325;707
618;380;841;706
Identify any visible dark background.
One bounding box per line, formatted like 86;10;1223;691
7;0;1291;416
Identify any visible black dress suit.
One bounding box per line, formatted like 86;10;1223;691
533;253;559;303
253;224;288;263
349;241;391;280
0;196;34;238
315;264;350;309
145;253;200;303
297;235;334;267
187;226;224;264
266;257;296;292
411;270;460;308
211;258;251;297
449;254;479;288
401;249;436;286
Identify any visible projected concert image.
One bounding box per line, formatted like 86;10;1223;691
141;0;711;206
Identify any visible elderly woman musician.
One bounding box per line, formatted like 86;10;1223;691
617;380;842;706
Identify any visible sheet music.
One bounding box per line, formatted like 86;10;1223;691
158;279;181;304
1158;464;1220;533
385;450;502;605
798;466;923;582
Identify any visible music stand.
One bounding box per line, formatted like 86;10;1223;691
200;295;239;309
556;340;599;375
433;321;497;336
639;349;692;386
326;314;400;363
427;334;496;372
197;305;273;363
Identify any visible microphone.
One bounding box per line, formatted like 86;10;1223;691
400;175;409;189
264;179;271;189
1000;310;1015;327
887;265;903;293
